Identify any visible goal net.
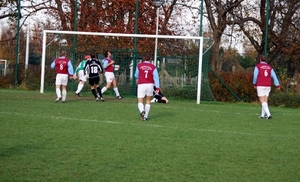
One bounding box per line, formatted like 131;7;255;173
40;30;214;104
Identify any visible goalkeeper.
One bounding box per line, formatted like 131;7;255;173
74;55;90;97
151;86;169;104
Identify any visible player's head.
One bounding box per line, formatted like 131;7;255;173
60;50;67;57
84;55;91;60
259;54;267;62
143;53;152;62
90;52;96;59
104;51;111;58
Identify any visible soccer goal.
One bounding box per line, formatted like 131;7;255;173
0;59;8;76
40;30;209;104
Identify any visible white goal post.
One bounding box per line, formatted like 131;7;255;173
0;59;8;76
40;30;204;104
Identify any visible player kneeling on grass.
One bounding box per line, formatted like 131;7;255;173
150;86;169;104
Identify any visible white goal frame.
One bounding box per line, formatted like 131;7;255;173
40;30;204;104
0;59;8;76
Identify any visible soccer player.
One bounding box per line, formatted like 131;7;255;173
134;53;160;121
51;50;74;103
151;86;169;104
74;55;90;97
253;54;280;119
101;51;122;99
84;53;105;102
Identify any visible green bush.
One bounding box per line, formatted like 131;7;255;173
209;71;300;108
209;72;257;103
0;64;25;88
269;92;300;108
0;74;14;88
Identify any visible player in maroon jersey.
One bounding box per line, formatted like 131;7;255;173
253;54;280;119
101;51;122;99
134;53;160;121
50;50;74;103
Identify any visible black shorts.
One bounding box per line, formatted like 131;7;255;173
88;77;100;86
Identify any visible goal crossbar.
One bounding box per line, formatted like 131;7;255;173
40;30;204;104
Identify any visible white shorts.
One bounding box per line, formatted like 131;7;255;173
78;70;87;82
137;84;154;98
104;72;115;82
55;74;69;86
257;86;271;97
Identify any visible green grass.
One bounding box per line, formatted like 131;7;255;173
0;89;300;181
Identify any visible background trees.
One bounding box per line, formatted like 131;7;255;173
233;0;300;64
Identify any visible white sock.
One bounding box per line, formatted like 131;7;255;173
144;104;151;118
76;82;84;94
261;106;266;117
56;88;61;98
101;87;107;94
114;87;120;96
138;102;144;113
262;102;271;116
62;89;67;101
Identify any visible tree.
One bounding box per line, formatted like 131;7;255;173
32;0;203;56
0;27;13;60
237;40;257;70
0;0;52;39
232;0;300;66
204;0;245;71
0;25;21;63
221;47;245;71
1;0;206;67
230;0;300;92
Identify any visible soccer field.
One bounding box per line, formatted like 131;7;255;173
0;89;299;181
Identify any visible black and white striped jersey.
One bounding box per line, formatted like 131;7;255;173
84;58;103;78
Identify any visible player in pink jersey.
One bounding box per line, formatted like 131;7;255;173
101;51;122;99
50;50;74;103
134;53;160;121
253;54;280;119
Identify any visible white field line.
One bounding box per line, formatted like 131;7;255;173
0;111;296;140
154;104;300;116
